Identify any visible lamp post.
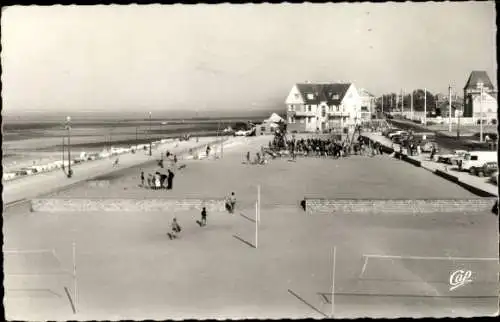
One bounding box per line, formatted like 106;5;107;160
478;82;484;142
424;88;427;126
65;116;73;178
448;85;452;132
149;112;152;156
410;90;414;121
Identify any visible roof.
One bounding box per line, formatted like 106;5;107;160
295;83;351;105
464;71;495;90
266;113;284;123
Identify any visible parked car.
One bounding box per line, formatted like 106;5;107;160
235;129;253;136
15;169;29;176
388;130;408;139
459;151;497;175
437;150;468;165
383;128;399;137
476;162;498;177
391;134;409;144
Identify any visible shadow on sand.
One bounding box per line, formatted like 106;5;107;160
232;234;255;249
287;289;328;318
239;212;256;223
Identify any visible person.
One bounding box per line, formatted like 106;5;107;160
167;169;175;190
200;207;207;226
492;200;498;216
168;217;182;240
255;152;261;164
206;145;211;157
140;171;145;186
159;172;167;188
246;151;250;163
154;173;161;190
147;173;152;188
113;157;119;167
225;192;236;214
300;198;306;211
173;155;178;164
430;145;436;161
229;192;236;213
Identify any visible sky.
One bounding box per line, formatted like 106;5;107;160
1;3;497;119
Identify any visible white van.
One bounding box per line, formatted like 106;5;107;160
459;151;498;174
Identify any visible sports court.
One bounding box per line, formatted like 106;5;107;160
3;137;499;319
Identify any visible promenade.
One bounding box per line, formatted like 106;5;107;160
2;136;230;206
361;131;498;198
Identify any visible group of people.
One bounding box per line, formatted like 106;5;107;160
244;151;268;165
267;136;384;159
168;192;237;240
140;170;175;190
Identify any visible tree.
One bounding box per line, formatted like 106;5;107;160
409;89;436;113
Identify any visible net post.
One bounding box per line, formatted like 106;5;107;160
331;246;336;318
255;201;258;248
72;242;77;313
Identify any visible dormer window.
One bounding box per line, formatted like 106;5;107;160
333;94;339;100
307;93;314;100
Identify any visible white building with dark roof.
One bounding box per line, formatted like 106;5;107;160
463;71;497;124
284;82;362;132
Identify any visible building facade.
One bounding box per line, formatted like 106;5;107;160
358;88;376;121
284;82;362;133
463;71;498;124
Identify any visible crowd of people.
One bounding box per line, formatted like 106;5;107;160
267;134;385;159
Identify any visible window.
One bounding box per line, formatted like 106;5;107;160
300;119;305;124
333;94;339;100
261;126;266;132
321;107;326;117
307;93;314;100
294;93;299;99
308;105;311;112
337;106;340;112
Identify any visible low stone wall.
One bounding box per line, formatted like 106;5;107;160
305;198;496;214
87;180;111;188
31;198;226;212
